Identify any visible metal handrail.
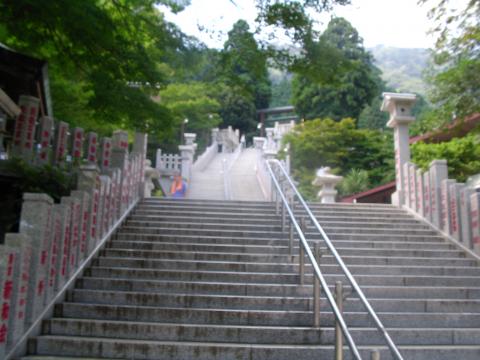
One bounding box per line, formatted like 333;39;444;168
267;159;404;360
266;161;363;360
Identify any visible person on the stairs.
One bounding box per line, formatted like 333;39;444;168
170;173;187;198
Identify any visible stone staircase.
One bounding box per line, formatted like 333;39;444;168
21;199;480;360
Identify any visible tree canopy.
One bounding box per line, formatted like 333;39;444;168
291;17;382;122
420;0;480;127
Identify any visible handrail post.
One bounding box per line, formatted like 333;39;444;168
299;217;307;285
371;350;380;360
335;281;344;360
313;242;321;328
289;192;295;255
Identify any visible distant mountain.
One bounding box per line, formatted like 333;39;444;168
369;45;430;95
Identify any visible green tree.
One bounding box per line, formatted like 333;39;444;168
291;18;381;122
411;134;480;182
0;0;183;135
159;82;221;151
338;169;370;196
218;20;271;135
283;118;394;198
420;0;480;126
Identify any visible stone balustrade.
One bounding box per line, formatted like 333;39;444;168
382;92;480;255
0;95;148;358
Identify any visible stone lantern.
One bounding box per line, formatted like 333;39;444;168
312;167;343;203
381;92;416;206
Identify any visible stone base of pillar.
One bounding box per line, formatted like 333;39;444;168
391;190;404;206
318;189;337;204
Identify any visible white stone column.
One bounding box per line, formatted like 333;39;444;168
381;92;417;206
184;133;196;146
211;128;219;146
470;193;480;254
111;146;129;217
253;137;266;150
429;160;448;228
179;145;194;182
133;133;148;199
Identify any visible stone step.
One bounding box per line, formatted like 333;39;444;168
94;257;480;276
129;214;281;226
86;267;480;287
26;335;387;360
21;343;480;360
44;318;480;346
68;289;480;313
143;198;271;207
123;221;283;232
108;239;454;253
101;246;466;260
56;302;480;327
118;225;437;238
137;203;275;213
114;231;447;245
77;277;480;299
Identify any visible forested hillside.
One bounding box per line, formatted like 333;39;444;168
369;45;429;95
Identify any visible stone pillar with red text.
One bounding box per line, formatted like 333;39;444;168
471;193;480;255
416;168;425;217
63;196;82;276
72;127;84;165
11;95;40;162
0;244;19;357
53;200;72;291
18;193;54;326
3;233;32;349
54;121;69;166
440;179;456;235
423;171;432;222
77;165;101;254
70;190;90;264
448;183;464;242
381;93;417;206
429;160;448;229
111;137;130;217
37;116;54;165
460;187;474;248
87;132;98;165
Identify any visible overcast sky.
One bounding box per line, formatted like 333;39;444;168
161;0;439;49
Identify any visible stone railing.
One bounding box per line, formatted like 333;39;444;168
222;135;245;200
193;128;219;172
0;94;148;358
382;92;480;256
156;133;197;183
155;151;182;175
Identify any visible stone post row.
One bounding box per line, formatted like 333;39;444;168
0;131;147;353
